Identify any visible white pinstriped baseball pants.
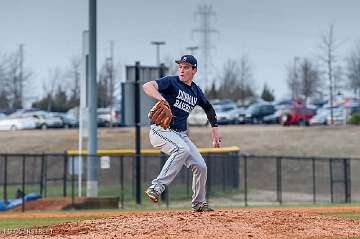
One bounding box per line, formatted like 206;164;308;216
148;124;208;205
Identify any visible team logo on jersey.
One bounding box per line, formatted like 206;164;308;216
174;90;197;113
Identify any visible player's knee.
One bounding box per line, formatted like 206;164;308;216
178;145;190;158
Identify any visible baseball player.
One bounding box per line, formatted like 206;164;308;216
143;55;221;212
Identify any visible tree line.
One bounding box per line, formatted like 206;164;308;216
2;25;360;112
0;46;119;113
31;56;119;112
205;25;360;106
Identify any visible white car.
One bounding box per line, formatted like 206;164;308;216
0;113;6;120
0;117;36;131
310;109;329;125
188;106;208;126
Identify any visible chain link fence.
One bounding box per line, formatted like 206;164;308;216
0;150;357;211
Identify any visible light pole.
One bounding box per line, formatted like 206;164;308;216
186;46;199;55
151;41;166;65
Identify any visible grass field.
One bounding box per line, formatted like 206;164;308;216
0;125;359;157
0;215;106;230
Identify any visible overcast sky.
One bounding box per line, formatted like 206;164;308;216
1;0;360;105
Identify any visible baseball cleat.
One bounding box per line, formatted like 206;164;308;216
145;188;160;203
192;202;214;212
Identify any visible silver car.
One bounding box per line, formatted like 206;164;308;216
19;111;64;129
214;104;242;125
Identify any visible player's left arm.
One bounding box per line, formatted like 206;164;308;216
200;101;222;148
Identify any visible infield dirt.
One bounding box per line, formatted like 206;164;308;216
1;207;360;238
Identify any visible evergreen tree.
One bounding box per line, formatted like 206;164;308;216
261;83;275;102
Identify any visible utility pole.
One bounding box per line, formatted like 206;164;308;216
151;41;166;66
87;0;98;197
193;5;217;90
186;46;199;55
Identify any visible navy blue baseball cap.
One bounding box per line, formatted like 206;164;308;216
175;55;197;68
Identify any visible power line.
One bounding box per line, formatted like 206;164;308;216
193;4;217;89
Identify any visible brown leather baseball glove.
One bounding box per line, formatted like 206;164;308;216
148;100;173;129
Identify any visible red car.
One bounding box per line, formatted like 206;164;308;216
280;107;316;126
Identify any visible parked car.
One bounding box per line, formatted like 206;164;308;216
236;107;247;124
326;107;353;125
0;113;6;120
244;103;276;124
0;117;36;131
51;112;79;128
188;106;208;126
310;105;360;126
263;107;291;124
8;110;44;129
211;99;236;106
280;107;316;126
14;111;64;129
214;104;241;125
309;109;329;125
273;99;293;110
97;108;122;127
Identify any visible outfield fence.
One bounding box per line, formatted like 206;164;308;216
0;148;358;211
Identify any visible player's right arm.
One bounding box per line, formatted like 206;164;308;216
143;81;166;102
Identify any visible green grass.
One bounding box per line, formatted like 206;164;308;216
0;216;105;230
321;212;360;220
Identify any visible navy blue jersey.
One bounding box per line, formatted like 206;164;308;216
155;75;209;131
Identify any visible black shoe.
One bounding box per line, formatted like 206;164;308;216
192;202;214;212
145;187;160;203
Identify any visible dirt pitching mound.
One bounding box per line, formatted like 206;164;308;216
7;198;86;212
2;208;360;239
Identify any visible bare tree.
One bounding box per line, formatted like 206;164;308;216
346;43;360;99
43;67;63;111
219;59;238;98
318;24;342;124
217;57;255;104
286;57;301;100
0;56;10;109
298;58;322;103
97;56;117;109
65;56;81;102
3;53;25;109
238;55;254;105
333;65;345;95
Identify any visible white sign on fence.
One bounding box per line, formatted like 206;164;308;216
100;156;111;169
